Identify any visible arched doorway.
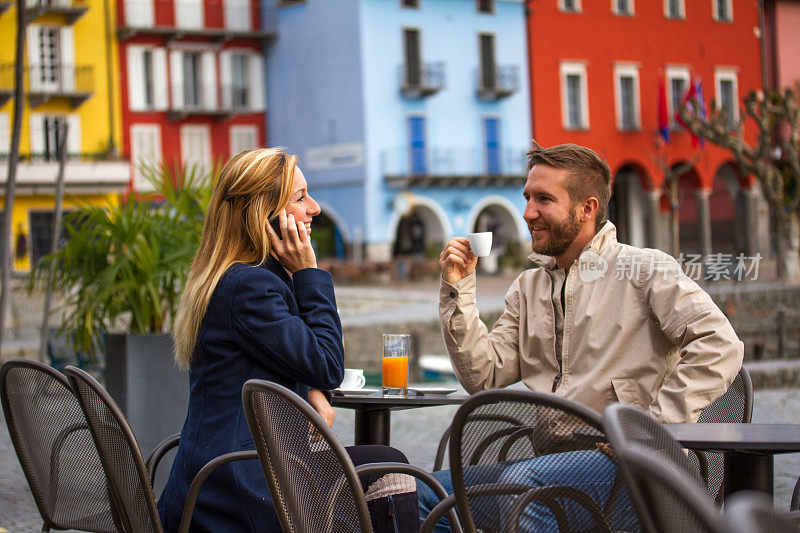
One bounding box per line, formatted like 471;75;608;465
711;163;746;255
471;203;518;274
675;165;703;256
608;164;651;247
311;212;346;260
392;205;445;258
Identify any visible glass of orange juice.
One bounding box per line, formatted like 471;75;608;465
382;334;410;396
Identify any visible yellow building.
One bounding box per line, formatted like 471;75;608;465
0;0;127;272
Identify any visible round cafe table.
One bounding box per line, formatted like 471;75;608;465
331;390;468;446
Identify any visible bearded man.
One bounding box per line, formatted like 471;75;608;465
417;142;743;532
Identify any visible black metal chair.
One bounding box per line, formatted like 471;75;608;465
0;359;117;533
425;389;632;533
724;491;800;533
696;365;754;503
241;379;462;533
64;365;257;533
604;402;724;533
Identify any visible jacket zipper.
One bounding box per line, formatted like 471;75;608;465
388;494;399;533
551;370;562;392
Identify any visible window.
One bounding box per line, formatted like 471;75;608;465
230;125;258;156
665;0;685;19
400;0;419;7
225;0;251;31
230;53;250;109
666;66;690;128
559;0;581;13
477;0;494;14
614;64;640;131
403;28;422;87
175;0;202;29
29;211;73;266
127;46;167;111
124;0;153;26
715;68;739;129
130;124;162;190
713;0;732;21
483;117;501;174
183;52;202;109
479;33;496;90
180;125;211;170
559;62;589;130
0;113;9;157
408;116;426;174
612;0;634;16
29;114;80;160
221;50;264;111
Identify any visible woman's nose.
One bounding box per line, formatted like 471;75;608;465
309;196;321;216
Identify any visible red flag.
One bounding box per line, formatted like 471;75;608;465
658;77;670;144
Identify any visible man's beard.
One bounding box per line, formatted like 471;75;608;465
530;210;581;257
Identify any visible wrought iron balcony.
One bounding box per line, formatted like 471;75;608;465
476;65;519;100
118;0;277;42
0;64;13;106
25;0;88;24
26;64;93;108
381;146;528;188
399;62;446;98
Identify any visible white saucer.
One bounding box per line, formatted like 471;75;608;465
408;387;458;395
334;388;379;396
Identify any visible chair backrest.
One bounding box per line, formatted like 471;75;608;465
242;379;372;533
448;389;618;533
614;445;726;533
0;359;116;533
724;491;800;533
604;403;718;533
697;366;754;502
64;365;162;533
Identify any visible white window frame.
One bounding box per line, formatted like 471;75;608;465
124;0;153;27
664;0;685;19
714;67;739;128
225;0;251;31
0;113;9;156
612;0;634;16
559;0;581;13
175;0;203;30
666;65;690;129
180;124;211;170
130;123;162;190
613;63;641;131
559;61;589;130
229;125;259;157
126;45;167;111
712;0;733;22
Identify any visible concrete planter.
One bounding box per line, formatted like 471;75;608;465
103;333;189;460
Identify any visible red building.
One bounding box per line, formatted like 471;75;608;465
117;0;272;190
526;0;767;258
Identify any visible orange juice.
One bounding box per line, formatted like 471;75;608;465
382;356;409;388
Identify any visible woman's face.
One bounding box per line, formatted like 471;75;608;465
283;166;320;236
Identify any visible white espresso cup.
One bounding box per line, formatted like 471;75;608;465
340;368;366;390
467;232;493;257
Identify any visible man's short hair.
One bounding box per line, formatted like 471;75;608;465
526;141;612;231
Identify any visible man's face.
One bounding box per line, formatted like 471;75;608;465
522;164;581;257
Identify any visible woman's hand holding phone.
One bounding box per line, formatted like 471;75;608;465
266;209;317;272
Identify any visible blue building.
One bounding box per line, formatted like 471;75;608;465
266;0;531;262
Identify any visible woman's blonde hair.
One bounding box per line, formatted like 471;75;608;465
173;148;297;369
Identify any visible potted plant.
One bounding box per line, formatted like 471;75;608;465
29;163;216;457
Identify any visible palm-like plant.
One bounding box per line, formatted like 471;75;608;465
28;162;218;354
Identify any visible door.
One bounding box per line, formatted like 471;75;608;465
408;116;426;175
484;117;500;174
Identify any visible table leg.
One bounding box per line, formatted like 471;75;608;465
723;452;773;499
354;408;391;446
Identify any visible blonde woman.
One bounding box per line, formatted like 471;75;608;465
157;148;413;532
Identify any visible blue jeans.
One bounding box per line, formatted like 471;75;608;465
417;449;640;532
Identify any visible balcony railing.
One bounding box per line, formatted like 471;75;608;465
167;83;259;119
26;64;93;108
476;65;519;100
119;0;277;41
399;62;446;98
25;0;88;24
381;146;528;187
0;64;13;106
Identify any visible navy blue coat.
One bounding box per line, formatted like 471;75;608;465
157;259;345;532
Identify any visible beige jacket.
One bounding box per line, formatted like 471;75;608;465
439;222;744;423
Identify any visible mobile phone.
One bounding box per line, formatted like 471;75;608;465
270;217;282;239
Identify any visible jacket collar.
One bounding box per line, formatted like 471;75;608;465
527;221;618;270
262;256;293;289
